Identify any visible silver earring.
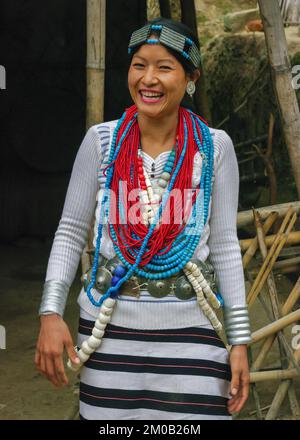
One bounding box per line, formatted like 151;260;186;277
186;81;196;98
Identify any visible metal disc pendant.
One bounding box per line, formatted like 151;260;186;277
147;279;170;298
95;267;112;294
174;275;195;300
81;269;91;292
106;257;122;275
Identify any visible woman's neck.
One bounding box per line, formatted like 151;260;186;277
137;111;179;159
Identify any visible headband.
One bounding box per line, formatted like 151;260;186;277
128;24;201;69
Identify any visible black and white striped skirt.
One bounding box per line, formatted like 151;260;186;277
77;309;232;420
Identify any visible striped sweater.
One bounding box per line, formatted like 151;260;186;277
43;119;247;329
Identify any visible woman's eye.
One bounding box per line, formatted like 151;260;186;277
159;66;172;70
133;63;144;68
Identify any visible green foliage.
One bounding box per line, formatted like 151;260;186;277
291;52;300;67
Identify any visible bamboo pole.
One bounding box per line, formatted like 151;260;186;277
159;0;171;18
240;230;300;252
248;347;263;419
249;256;300;275
247;209;297;307
275;264;300;275
249;405;271;416
249;309;300;345
282;276;300;315
242;212;278;268
254;209;282;319
250;210;279;419
86;0;106;129
237;201;300;229
250;368;299;383
266;346;300;420
82;0;106;275
180;0;212;124
254;209;300;412
252;114;277;206
258;0;300;198
274;256;300;270
251;276;300;371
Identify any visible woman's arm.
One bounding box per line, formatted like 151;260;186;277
39;124;108;316
36;124;109;387
207;129;251;414
207;130;248;316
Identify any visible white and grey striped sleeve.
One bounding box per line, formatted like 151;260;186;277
207;129;246;305
39;124;109;316
207;130;251;344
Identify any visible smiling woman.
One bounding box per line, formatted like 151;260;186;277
128;44;198;112
36;17;251;421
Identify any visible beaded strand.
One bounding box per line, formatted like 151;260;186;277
67;105;224;371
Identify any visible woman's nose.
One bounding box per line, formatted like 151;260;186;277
142;67;158;85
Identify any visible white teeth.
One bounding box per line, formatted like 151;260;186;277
141;92;163;98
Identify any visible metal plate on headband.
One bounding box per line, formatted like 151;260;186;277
129;25;151;47
128;24;201;69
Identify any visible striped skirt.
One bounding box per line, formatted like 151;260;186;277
77;309;232;420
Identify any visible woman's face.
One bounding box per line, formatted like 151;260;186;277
128;41;192;118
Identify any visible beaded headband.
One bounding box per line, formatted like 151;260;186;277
128;24;201;69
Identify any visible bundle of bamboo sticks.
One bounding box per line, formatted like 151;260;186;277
239;202;300;419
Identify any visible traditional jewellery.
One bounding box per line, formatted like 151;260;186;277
186;80;196;98
39;280;69;316
224;305;252;345
128;24;201;69
67;105;224;371
82;254;219;300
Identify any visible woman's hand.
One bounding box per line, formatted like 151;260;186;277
35;314;80;388
227;344;250;415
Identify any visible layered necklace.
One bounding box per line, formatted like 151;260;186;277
68;105;223;371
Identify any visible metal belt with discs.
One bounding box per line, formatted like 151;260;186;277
82;254;218;300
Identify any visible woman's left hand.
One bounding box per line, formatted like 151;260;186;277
227;344;250;415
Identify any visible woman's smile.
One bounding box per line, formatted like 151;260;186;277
139;88;165;104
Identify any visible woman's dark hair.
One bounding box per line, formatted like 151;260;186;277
129;17;201;75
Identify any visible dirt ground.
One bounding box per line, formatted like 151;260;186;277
0;239;299;420
0;239;80;420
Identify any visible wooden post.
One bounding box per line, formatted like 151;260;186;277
258;0;300;198
86;0;106;129
159;0;171;18
180;0;212;124
83;0;106;274
180;0;197;31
